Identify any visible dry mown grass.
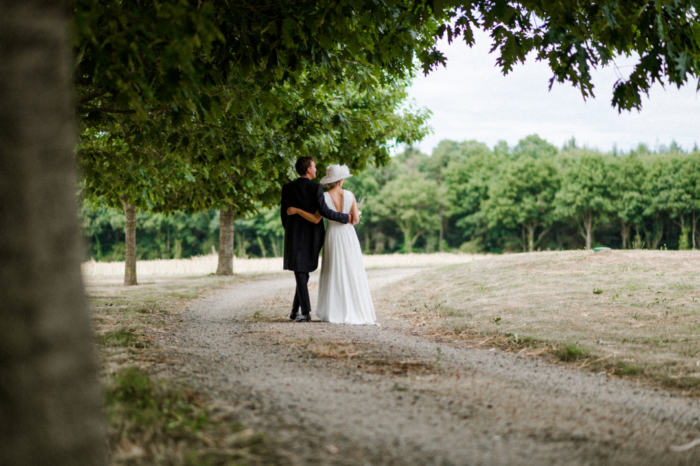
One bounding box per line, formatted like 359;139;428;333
283;337;444;378
374;250;700;395
88;275;248;374
82;252;481;278
87;275;281;465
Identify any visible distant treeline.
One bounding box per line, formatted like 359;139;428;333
81;135;700;260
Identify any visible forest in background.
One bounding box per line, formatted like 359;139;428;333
80;135;700;261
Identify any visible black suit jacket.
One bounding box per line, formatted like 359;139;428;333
281;177;349;272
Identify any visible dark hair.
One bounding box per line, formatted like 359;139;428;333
295;157;314;176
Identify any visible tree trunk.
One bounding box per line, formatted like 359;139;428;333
216;205;235;275
238;232;247;258
586;225;592;250
633;225;644;249
536;225;552;249
580;211;594;250
526;223;535;252
438;209;444;252
400;227;415;253
271;236;279;258
675;214;690;250
0;2;107;464
693;211;698;250
620;219;629;249
122;200;137;285
256;236;267;258
673;214;686;230
365;227;370;253
650;215;664;250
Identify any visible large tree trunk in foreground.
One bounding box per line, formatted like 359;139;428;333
216;205;235;275
123;200;137;286
0;2;107;464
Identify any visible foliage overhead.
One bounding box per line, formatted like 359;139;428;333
438;0;700;111
74;0;435;214
74;0;700;223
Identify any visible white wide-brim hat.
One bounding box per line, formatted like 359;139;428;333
319;164;353;184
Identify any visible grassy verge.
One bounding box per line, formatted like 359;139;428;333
105;367;276;465
374;250;700;396
86;274;281;465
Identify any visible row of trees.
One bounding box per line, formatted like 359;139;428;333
80;205;284;261
351;138;700;253
74;0;700;284
81;136;700;258
76;0;439;283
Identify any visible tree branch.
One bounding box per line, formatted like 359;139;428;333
536;225;552;243
78;89;108;104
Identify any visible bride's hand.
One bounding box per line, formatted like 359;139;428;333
287;207;298;215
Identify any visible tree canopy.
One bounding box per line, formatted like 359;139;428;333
439;0;700;111
483;157;560;252
75;0;700;201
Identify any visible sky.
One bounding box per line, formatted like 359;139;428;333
407;30;700;155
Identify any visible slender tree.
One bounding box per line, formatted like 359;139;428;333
373;173;442;253
484;157;560;252
609;154;647;249
443;141;501;250
646;154;698;250
555;152;613;250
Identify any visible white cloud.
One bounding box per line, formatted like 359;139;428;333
408;30;700;154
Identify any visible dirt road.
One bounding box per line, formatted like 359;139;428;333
161;268;700;465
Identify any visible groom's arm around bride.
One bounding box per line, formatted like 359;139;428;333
280;157;350;321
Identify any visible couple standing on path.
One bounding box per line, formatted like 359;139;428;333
280;157;377;325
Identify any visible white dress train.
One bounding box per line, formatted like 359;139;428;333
315;190;377;325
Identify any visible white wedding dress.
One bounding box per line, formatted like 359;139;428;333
315;190;377;325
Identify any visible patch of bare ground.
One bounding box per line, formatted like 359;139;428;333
284;337;443;377
374;250;700;395
87;274;285;465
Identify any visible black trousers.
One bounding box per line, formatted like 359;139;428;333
292;271;311;315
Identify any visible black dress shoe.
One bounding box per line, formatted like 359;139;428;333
295;314;311;323
289;310;298;321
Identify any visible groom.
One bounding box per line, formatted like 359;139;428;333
281;157;352;322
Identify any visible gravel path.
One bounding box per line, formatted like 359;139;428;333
162;268;700;465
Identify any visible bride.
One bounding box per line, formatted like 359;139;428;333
286;164;377;325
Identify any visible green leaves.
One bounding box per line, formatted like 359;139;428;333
443;0;700;111
75;0;700;240
483;156;560;251
75;1;437;219
372;172;442;253
558;153;611;212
